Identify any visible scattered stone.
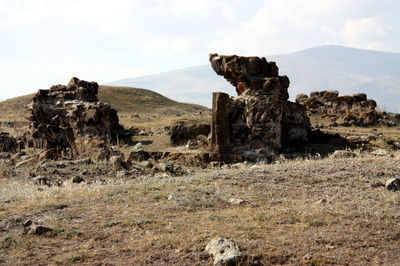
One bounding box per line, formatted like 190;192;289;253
33;176;52;187
346;135;371;144
128;143;148;162
160;162;174;173
314;199;328;204
73;158;94;165
130;164;145;174
185;139;198;150
385;178;400;191
20;155;31;160
371;149;389;156
23;220;53;235
250;165;262;171
205;237;244;265
110;155;125;170
78;169;89;175
72;176;85;184
137;130;148;136
141;160;153;168
228;198;247;205
331;150;356;159
209;161;223;168
116;170;129;178
159;173;171;178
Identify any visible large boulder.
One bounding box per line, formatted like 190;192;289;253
205;237;244;265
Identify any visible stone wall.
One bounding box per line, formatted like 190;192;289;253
27;77;125;152
296;91;381;126
209;54;310;159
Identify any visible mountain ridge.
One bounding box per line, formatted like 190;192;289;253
108;45;400;112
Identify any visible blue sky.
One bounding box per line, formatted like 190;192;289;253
1;0;400;99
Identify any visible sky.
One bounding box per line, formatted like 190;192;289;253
1;0;400;100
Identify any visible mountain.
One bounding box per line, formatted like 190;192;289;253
0;85;207;122
109;45;400;112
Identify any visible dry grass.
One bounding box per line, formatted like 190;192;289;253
1;154;400;265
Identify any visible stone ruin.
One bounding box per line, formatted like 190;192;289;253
296;91;381;126
209;54;311;160
26;77;125;155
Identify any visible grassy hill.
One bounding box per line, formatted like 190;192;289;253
0;86;209;126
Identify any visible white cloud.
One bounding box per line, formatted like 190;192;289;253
209;0;400;55
0;0;136;33
1;0;400;101
341;17;400;50
152;0;235;20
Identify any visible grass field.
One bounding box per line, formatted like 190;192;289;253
1;154;400;265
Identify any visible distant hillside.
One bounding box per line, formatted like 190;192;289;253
109;45;400;112
0;85;207;122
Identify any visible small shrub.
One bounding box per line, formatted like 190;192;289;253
208;214;223;221
307;219;325;227
1;236;17;249
135;219;153;226
66;253;84;264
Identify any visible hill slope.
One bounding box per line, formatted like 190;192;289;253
109;45;400;112
0;85;207;122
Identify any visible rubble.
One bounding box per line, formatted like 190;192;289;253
23;220;53;235
296;91;382;126
209;54;311;160
385;178;400;192
26;77;127;156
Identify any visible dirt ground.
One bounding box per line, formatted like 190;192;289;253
1;152;400;265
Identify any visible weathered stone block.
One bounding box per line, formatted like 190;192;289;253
211;92;231;154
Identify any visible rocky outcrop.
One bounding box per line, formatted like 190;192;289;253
27;77;126;154
170;122;210;146
209;54;310;159
296;91;381;126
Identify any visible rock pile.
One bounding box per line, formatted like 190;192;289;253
27;77;125;154
296;91;381;126
209;54;310;160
